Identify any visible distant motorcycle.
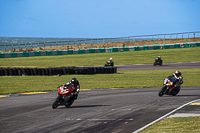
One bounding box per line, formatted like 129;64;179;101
158;77;181;97
52;84;76;109
104;61;114;67
154;59;162;66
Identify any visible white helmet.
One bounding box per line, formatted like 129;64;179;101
109;58;113;61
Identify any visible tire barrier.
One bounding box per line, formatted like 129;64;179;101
0;66;117;76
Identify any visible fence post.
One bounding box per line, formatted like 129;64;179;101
188;32;189;38
158;34;159;40
68;41;69;45
4;45;6;51
121;37;123;42
97;39;99;44
182;33;183;39
62;41;64;46
56;42;57;46
152;35;153;40
11;44;13;50
18;44;20;50
91;39;93;45
194;32;195;38
44;42;45;48
134;36;135;42
115;38;117;42
164;34;165;40
25;43;26;49
38;43;39;47
176;33;178;39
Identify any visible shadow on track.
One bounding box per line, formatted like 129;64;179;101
56;105;111;109
71;105;111;108
175;95;200;97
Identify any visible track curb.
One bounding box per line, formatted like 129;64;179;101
132;98;200;133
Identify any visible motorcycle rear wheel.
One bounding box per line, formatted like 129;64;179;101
172;87;180;96
65;99;74;108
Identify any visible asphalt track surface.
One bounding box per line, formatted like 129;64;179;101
0;62;200;133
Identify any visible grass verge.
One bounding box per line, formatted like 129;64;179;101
0;68;199;94
0;47;200;67
141;117;200;133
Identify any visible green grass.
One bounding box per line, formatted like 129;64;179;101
0;47;200;67
0;68;199;94
141;117;200;133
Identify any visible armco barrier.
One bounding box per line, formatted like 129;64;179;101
0;42;199;58
0;66;117;76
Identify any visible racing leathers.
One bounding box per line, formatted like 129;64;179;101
105;58;114;66
65;80;80;100
167;74;183;88
155;56;162;65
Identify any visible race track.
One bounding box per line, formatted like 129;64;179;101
117;62;200;71
0;62;199;133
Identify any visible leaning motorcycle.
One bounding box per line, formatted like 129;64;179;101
153;59;162;66
52;84;76;109
158;77;181;97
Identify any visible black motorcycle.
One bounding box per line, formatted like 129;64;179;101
154;59;162;66
104;61;114;67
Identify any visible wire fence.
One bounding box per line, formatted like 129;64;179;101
1;31;200;52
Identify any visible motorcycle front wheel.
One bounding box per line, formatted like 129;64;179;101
52;95;61;109
158;86;167;97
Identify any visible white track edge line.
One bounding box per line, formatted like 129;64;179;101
132;99;200;133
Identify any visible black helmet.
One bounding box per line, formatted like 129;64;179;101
71;78;77;85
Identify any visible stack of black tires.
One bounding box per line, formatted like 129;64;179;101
0;66;117;76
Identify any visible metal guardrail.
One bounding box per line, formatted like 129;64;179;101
1;31;200;52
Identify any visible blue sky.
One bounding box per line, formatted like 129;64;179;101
0;0;200;38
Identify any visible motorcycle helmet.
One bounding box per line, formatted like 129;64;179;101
158;56;161;59
109;58;113;61
173;70;181;78
71;78;77;85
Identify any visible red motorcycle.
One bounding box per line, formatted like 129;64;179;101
52;84;76;109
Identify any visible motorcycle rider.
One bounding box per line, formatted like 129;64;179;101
65;78;80;100
167;70;183;94
155;56;162;65
105;57;114;66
